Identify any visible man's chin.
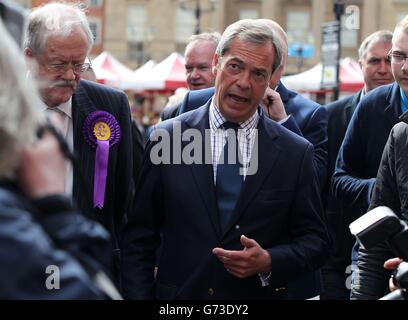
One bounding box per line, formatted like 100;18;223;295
190;84;206;90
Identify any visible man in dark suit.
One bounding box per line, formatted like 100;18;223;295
173;19;328;299
322;30;393;300
121;19;328;300
346;16;408;300
23;3;136;283
332;28;408;297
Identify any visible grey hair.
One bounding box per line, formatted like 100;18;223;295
358;30;392;60
24;1;94;54
0;19;45;179
216;19;283;74
186;32;221;47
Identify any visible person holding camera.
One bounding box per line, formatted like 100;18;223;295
0;18;118;299
353;115;408;299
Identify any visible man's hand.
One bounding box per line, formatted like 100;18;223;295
384;257;403;292
261;86;287;121
212;235;271;278
17;131;67;199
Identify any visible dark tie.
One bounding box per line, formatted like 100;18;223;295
216;121;243;230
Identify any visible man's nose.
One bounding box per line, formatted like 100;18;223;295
236;70;251;89
191;68;201;79
60;66;76;80
378;60;390;74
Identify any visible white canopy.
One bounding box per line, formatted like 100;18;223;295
282;57;364;92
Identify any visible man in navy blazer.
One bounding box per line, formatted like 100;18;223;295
24;3;136;283
333;81;402;298
121;19;328;300
322;31;393;299
173;20;328;299
334;19;408;299
178;33;327;194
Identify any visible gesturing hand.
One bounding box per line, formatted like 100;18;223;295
212;235;271;278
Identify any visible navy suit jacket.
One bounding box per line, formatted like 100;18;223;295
323;91;361;273
176;84;328;299
332;82;402;214
72;80;134;277
121;103;329;300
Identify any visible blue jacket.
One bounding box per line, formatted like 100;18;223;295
332;82;402;213
176;83;328;299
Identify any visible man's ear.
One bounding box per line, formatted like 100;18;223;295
23;48;38;74
212;52;219;76
24;48;33;58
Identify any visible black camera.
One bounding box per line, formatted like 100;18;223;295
349;206;408;300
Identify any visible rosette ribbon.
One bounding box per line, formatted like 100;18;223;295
83;111;121;209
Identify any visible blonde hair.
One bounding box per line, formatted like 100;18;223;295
0;19;44;179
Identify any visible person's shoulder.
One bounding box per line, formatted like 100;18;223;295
392;120;408;137
325;94;354;110
284;86;321;109
156;104;208;132
188;87;215;100
262;115;312;150
362;83;395;103
183;87;215;108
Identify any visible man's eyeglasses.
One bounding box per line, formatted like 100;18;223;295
45;59;92;74
388;50;408;65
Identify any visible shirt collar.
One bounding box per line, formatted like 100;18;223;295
57;98;73;119
400;87;408;114
209;97;259;134
42;98;72;119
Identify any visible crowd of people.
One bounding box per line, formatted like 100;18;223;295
0;0;407;300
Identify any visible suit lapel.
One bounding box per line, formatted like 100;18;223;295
184;103;222;238
71;82;98;212
222;114;282;235
384;83;402;127
346;90;361;122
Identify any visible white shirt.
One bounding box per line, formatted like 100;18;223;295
44;98;73;197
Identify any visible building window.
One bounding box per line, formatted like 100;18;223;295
175;7;195;43
87;0;103;8
88;17;102;45
127;5;148;65
127;5;146;43
287;10;310;43
239;8;259;20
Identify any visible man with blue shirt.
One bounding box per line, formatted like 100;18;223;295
322;30;393;300
332;19;408;299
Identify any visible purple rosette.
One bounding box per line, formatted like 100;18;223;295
83;111;121;209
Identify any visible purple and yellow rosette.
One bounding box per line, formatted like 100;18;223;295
83;111;121;209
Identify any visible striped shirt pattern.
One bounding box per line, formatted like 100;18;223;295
209;98;259;184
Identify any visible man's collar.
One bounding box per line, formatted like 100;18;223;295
58;98;72;119
209;98;259;134
43;98;72;119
